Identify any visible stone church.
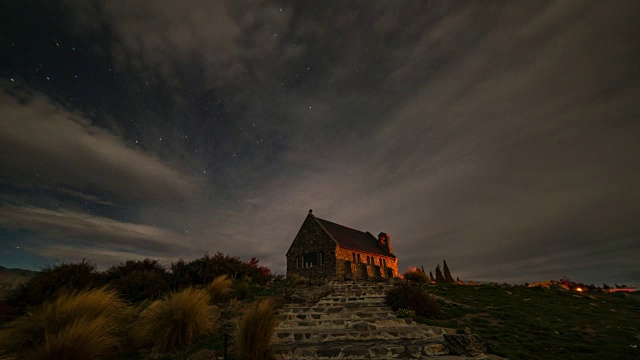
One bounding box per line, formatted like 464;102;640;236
286;210;400;280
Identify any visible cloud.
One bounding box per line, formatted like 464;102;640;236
3;1;638;284
0;205;191;267
197;0;640;281
0;90;202;203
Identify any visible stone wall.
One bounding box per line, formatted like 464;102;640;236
286;214;337;279
336;245;399;279
286;214;400;280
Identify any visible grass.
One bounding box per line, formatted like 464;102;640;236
134;287;218;354
423;284;640;359
234;299;276;360
0;287;130;360
207;275;232;303
235;281;251;300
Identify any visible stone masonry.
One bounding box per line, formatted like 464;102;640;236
272;281;500;359
287;211;399;281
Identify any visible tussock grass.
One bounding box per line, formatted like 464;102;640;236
0;287;129;360
207;275;232;303
134;287;217;353
235;281;251;300
235;299;276;360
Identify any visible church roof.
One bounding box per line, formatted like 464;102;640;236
313;215;396;258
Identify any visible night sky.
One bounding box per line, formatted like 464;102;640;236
1;1;639;285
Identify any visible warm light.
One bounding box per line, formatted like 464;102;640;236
576;287;583;292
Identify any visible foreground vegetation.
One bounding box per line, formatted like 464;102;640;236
0;254;289;360
2;255;637;359
422;283;640;359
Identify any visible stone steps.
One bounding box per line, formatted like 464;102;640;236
272;281;458;359
273;338;449;359
275;325;437;343
276;310;395;322
275;317;415;329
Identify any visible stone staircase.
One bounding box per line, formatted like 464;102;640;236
272;281;486;359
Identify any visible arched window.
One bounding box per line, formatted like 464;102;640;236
352;253;356;262
319;252;323;265
357;253;361;263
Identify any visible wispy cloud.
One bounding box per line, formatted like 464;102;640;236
0;90;202;203
0;205;191;267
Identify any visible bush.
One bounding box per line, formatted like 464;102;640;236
6;261;103;315
104;259;170;303
235;299;276;360
404;269;429;283
286;273;307;285
385;283;441;319
207;275;232;303
235;281;251;300
170;253;271;288
134;287;218;353
0;287;129;360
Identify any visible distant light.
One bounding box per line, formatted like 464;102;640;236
10;78;14;82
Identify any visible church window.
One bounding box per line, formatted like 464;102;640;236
303;252;318;267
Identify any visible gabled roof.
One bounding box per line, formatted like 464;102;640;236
312;214;396;258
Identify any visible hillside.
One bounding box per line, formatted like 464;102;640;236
0;266;36;300
425;283;640;359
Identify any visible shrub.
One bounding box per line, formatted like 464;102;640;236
235;281;251;300
134;287;217;353
235;299;276;360
6;261;103;315
386;283;441;319
207;275;232;303
396;307;416;318
0;287;129;360
170;253;271;289
404;269;429;283
104;259;170;303
286;273;307;285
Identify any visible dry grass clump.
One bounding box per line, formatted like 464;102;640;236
0;287;129;360
207;275;232;303
235;299;276;360
134;287;218;353
235;281;251;300
404;269;429;283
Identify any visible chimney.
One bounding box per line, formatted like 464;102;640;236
378;232;393;254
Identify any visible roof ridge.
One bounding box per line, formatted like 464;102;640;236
315;217;368;234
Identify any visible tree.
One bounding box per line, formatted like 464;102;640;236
429;271;434;282
443;259;454;283
456;276;461;284
435;264;445;283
